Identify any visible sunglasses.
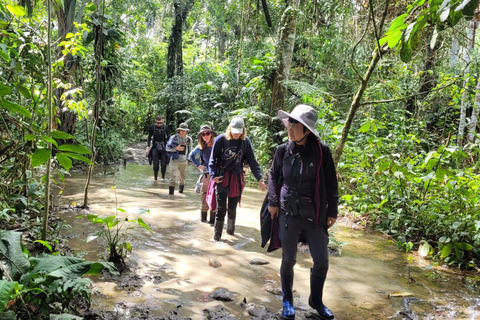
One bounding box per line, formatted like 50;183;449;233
201;131;212;137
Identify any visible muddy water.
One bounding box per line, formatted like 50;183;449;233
57;163;480;320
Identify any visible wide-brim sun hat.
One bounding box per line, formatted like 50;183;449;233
278;104;319;139
176;123;190;131
197;125;217;138
230;117;245;134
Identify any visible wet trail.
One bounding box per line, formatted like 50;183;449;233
56;149;480;320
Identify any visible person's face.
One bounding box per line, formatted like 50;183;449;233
201;131;212;143
287;119;309;144
232;133;241;140
155;119;163;126
178;130;187;137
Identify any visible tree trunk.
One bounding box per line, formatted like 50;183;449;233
333;50;382;167
405;29;439;118
332;0;390;167
468;71;480;143
166;0;194;125
458;20;476;146
261;0;273;32
270;0;300;116
450;35;459;69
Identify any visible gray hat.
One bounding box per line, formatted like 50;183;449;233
197;125;216;138
176;123;190;131
278;104;319;139
229;117;244;134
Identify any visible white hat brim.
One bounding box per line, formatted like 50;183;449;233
278;110;319;139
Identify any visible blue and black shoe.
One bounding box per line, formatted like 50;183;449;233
282;300;295;320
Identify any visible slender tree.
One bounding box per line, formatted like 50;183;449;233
270;0;300;116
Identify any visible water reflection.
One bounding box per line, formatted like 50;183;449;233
57;163;480;319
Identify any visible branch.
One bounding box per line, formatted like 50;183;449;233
350;7;371;82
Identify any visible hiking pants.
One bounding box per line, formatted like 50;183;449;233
152;147;167;178
279;214;330;278
215;184;239;222
169;160;187;187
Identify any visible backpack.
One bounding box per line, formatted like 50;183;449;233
153;124;167;143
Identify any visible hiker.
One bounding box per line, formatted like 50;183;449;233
208;117;266;241
146;115;170;181
166;123;192;195
267;104;339;320
189;125;217;224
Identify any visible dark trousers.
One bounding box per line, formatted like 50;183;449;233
279;214;329;278
215;184;239;222
152;147;167;178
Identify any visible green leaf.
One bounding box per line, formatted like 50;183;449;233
440;243;452;258
41;135;58;147
455;0;479;18
34;240;52;252
24;134;36;142
0;280;16;312
57;144;91;154
358;122;371;133
400;43;412;63
1;99;32;118
51;130;74;140
0;231;31;281
15;83;31;99
137;217;152;233
6;4;26;17
0;83;11;97
56;153;72;170
455;242;473;251
31;148;51;167
418;242;431;257
61;152;93;164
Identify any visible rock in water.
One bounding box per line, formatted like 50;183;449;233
249;258;269;265
209;258;222;268
209;288;234;301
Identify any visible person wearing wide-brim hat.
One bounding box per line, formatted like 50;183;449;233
189;125;218;224
265;104;339;320
166;122;193;195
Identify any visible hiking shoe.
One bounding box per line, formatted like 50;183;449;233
282;301;295;319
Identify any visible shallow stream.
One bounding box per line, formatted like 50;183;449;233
56;162;480;320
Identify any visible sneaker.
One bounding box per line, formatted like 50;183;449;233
160;178;165;182
282;301;295;320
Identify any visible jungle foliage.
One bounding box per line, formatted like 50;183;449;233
1;0;480;279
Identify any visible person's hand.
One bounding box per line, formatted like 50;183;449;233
145;147;150;157
258;180;266;192
327;217;337;229
176;145;185;151
198;165;206;172
213;176;223;183
268;205;279;219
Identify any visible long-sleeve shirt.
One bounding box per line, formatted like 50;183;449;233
166;134;192;163
208;134;262;181
267;138;339;229
189;145;213;173
147;124;170;147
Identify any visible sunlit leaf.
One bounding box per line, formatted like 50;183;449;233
57;144;91;154
6;5;26;17
56;153;72;170
418;242;431;257
51;130;75;140
440;243;452;258
31;148;51;167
